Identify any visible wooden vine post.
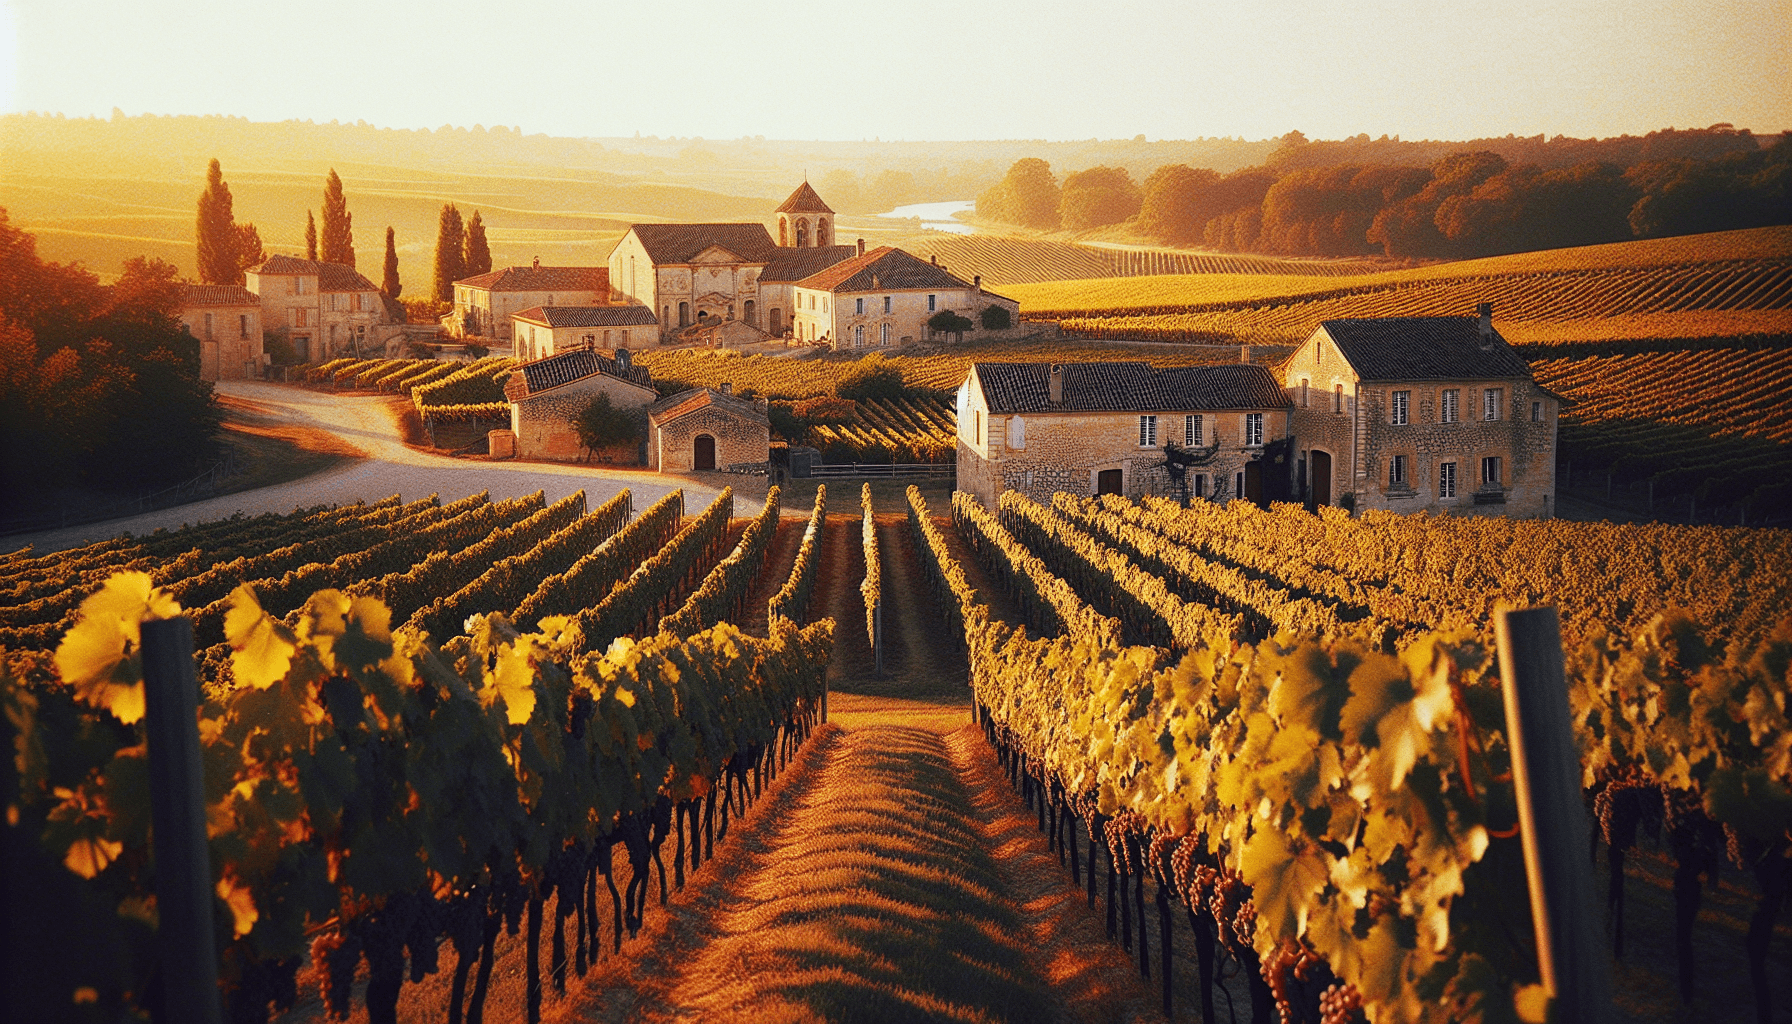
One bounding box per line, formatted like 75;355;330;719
1496;606;1610;1023
141;616;224;1024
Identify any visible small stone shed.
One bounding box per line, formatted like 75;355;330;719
504;349;656;461
648;385;771;472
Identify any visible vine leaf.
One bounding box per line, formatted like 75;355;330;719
54;571;180;725
1240;825;1328;940
224;586;295;690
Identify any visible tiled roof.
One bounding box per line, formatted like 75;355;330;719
1316;317;1534;382
455;266;609;293
757;245;859;282
250;254;318;275
182;284;258;307
246;254;381;293
627;223;779;265
512;349;653;400
795;247;978;294
972;361;1292;414
513;305;658;329
648;387;770;427
775;181;834;214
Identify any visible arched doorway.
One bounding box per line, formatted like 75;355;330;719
694;434;716;471
1310;450;1332;506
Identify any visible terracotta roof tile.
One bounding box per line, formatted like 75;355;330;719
757;245;859;282
626;223;779;265
513;305;658;329
775;181;834;214
514;349;653;399
973;361;1291;414
1316;317;1534;381
796;247;984;294
182;284;259;307
246;255;380;293
455;266;609;293
647;387;770;427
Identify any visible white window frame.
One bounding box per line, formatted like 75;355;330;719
1391;390;1409;425
883;296;892;314
880;323;890;346
856;297;864;315
1007;416;1025;450
1390;454;1406;486
1441;388;1459;423
1184;414;1201;447
928;294;937;312
1531;401;1543;422
1138;415;1158;448
1484;388;1502;421
1439;461;1457;498
1244;412;1263;447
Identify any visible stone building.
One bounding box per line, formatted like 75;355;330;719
648;385;771;472
1278;305;1561;518
179;284;264;381
502;348;656;462
793;246;1021;349
956;361;1294;511
774;180;835;248
511;305;658;360
243;255;406;362
450;262;611;344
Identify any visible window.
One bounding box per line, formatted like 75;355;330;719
620;330;630;346
1484;388;1503;421
1482;456;1502;486
1194;474;1206;497
239;314;250;338
973;409;983;446
928;294;937;312
585;334;597;349
1244;412;1263;446
1391;390;1409;425
883;296;892;314
203;313;214;339
1334;384;1344;413
679;302;690;327
1300;378;1309;408
880;324;890;346
1439;461;1457;498
856;297;864;315
1531;401;1543;422
1390;454;1407;486
1139;415;1158;447
292;308;309;328
854;325;864;347
1184;414;1201;446
354;293;364;312
1441;388;1459;423
1008;416;1025;449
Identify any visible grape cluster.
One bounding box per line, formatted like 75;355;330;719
1593;765;1657;850
1318;981;1365;1024
1262;939;1322;1024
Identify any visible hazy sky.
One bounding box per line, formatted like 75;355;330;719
2;0;1786;141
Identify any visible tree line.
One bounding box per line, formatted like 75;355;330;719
977;127;1790;260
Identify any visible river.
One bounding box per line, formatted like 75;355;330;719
875;200;976;235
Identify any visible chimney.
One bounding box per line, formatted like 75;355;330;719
719;381;732;395
930;254;938;265
973;275;982;297
614;347;631;372
1477;302;1493;350
856;237;865;257
1240;344;1250;363
533;256;540;270
1048;363;1063;404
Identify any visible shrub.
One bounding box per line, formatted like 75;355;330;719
573;393;647;455
836;355;907;401
768;402;807;443
979;305;1012;330
928;310;975;338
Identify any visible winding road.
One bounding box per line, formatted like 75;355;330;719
3;381;722;556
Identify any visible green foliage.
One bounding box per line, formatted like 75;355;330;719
834;354;907;401
978;305;1010;330
304;210;317;261
766;402;806;443
928;309;974;337
400;296;449;324
382;226;401;298
976;157;1061;230
432;203;465;302
572;392;646;454
1058;165;1142;231
462;210;491;277
233;222;264;278
319;169;354;267
195;158;241;285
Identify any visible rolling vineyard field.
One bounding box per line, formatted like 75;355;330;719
896;233;1384;286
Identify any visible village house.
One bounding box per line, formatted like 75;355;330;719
511;305;658;361
501;348;656;462
179;284;264;381
956;360;1294;510
792;246;1020;349
648;384;771;472
1278;304;1561;518
243;255;405;362
449;261;611;344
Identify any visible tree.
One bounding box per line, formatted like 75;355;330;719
1059;165;1143;231
234;223;265;278
305;211;317;261
979;305;1011;330
382;226;401;298
928;309;973;341
836;354;908;400
572;392;646;458
319;169;354;267
196;158;241;285
977;158;1061;229
433;204;465;302
463;210;492;277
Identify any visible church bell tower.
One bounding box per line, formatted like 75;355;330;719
775;181;834;248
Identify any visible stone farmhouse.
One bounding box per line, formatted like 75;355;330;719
243;255;405;363
956;361;1294;510
648;385;772;472
449;262;611;344
1278;305;1561;518
179;284;264;381
792;246;1019;349
511;305;659;361
502;348;656;462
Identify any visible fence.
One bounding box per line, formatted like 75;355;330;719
807;463;954;480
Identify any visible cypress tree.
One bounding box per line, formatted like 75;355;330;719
433;203;465;302
196;158;241;284
305;211;317;261
382;226;401;298
463;210;492;277
320;169;354;266
235;223;266;278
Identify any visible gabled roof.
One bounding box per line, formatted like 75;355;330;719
626;223;779;265
508;349;654;402
513;305;658;329
246;255;381;293
455;266;609;293
757;245;859;282
775;181;833;214
1314;317;1534;382
972;361;1292;414
182;284;259;308
794;246;988;294
648;387;770;428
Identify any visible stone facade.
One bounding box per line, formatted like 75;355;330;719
244;255;404;362
648;388;772;472
507;368;655;462
787;247;1021;350
449;263;610;344
510;305;657;360
180;285;264;381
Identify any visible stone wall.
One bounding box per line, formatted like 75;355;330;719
652;409;770;472
511;374;655;462
181;306;263;381
1353;380;1558;518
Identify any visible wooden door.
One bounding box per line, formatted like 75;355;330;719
1244;462;1263;504
1310;450;1332;506
1096;468;1122;495
694;434;716;471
